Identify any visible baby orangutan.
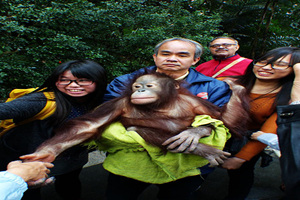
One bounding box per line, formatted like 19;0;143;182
21;73;249;166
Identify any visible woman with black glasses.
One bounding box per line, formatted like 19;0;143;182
0;60;107;200
220;47;300;200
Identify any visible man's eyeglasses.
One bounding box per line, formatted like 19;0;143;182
57;79;94;86
209;43;236;48
253;60;292;70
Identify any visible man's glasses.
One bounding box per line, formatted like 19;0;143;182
57;79;94;86
253;60;292;70
209;43;236;48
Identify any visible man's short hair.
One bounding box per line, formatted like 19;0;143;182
208;36;239;47
154;37;204;59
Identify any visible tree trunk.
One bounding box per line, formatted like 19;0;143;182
250;0;271;58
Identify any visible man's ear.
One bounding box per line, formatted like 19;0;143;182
192;57;201;65
153;54;157;62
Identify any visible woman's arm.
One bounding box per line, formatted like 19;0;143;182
0;92;46;121
221;113;278;170
291;63;300;103
251;131;279;150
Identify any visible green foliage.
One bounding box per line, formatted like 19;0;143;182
0;0;104;97
1;0;299;99
0;0;220;98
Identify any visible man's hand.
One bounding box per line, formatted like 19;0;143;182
6;160;54;182
221;156;246;170
162;126;212;152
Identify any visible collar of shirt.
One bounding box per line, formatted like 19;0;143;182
175;71;189;80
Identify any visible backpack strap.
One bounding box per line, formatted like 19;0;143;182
6;88;38;102
212;57;245;78
32;91;56;121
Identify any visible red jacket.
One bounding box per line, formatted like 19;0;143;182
195;54;252;78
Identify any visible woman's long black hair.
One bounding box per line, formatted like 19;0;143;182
36;60;107;127
237;47;300;110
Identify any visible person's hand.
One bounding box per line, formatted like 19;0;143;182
221;156;246;170
162;126;212;152
250;131;265;140
20;150;57;163
6;160;54;182
293;63;300;77
27;176;55;188
291;63;300;102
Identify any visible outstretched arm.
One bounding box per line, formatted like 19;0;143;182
21;99;124;162
6;161;53;183
0;161;53;200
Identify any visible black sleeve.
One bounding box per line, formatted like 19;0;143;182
0;92;47;123
276;104;300;198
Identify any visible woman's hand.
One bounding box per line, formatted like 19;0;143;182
250;131;265;140
291;63;300;102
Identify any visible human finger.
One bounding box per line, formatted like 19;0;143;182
44;162;54;169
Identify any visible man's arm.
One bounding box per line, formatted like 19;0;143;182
0;161;53;200
103;75;129;101
185;69;232;107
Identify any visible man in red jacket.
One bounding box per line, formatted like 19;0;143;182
195;36;252;79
